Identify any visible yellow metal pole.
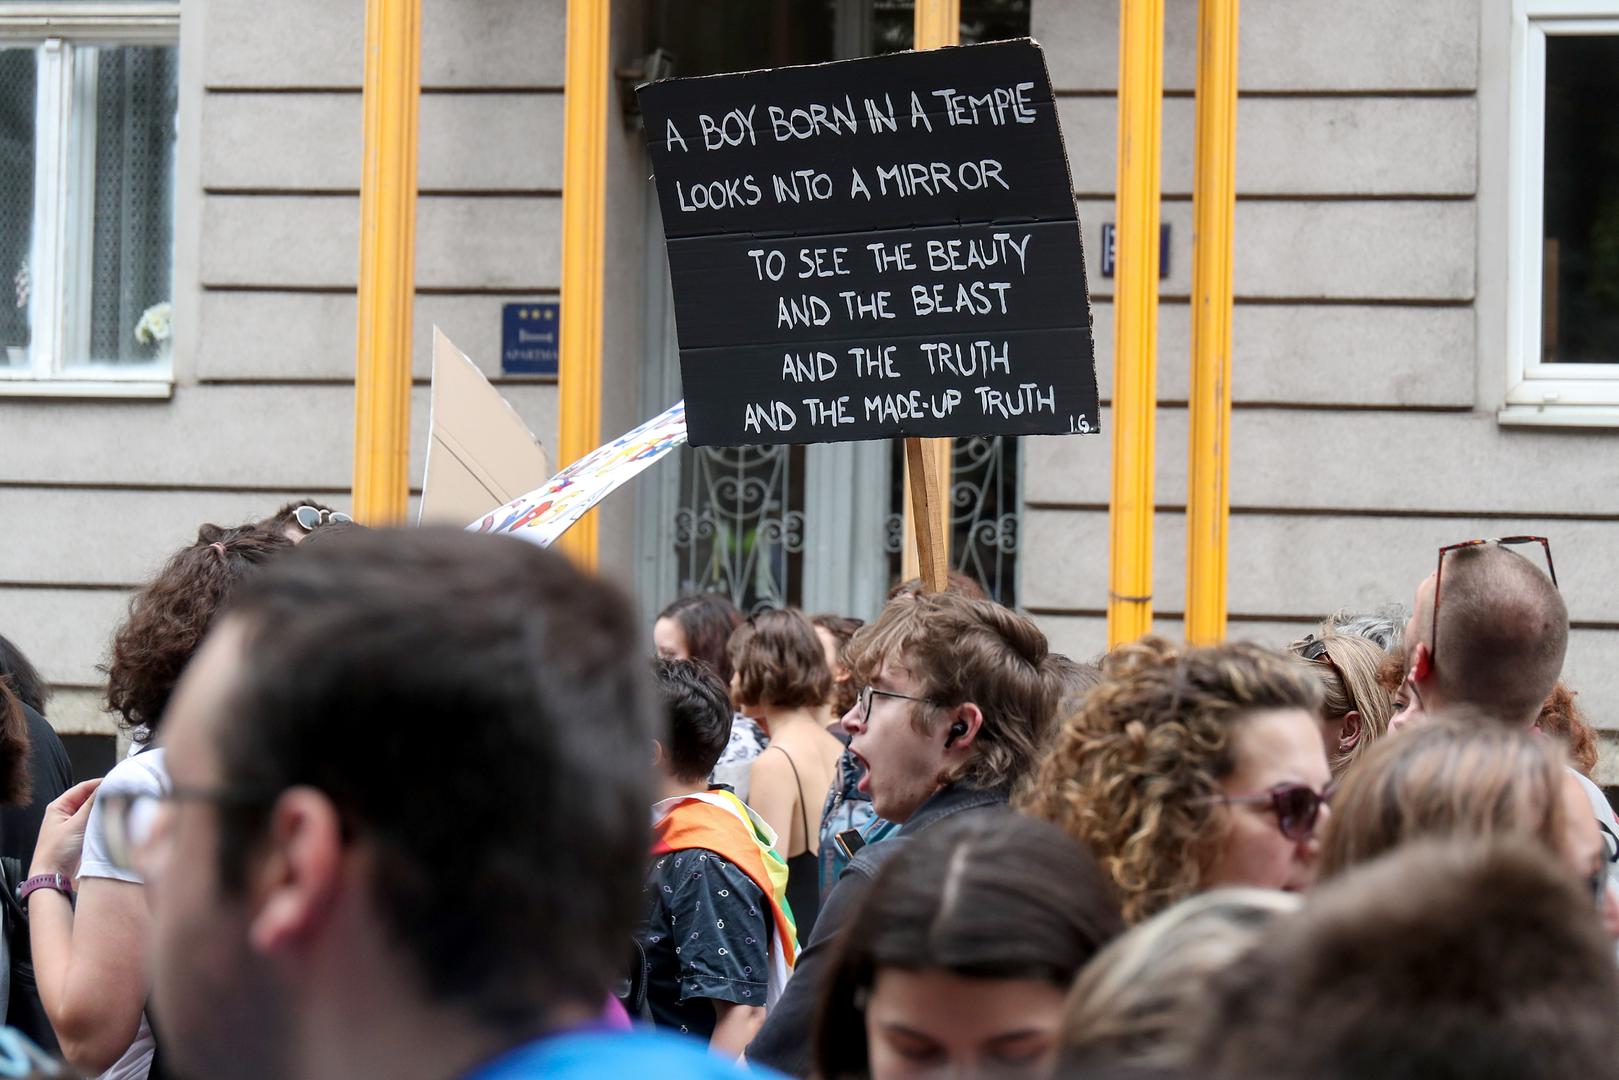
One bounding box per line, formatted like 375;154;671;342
1186;0;1239;644
352;0;421;525
1107;0;1164;646
556;0;610;570
901;0;959;588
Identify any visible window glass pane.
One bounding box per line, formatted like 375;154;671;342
75;44;177;366
1542;33;1619;365
0;48;34;369
872;0;1033;53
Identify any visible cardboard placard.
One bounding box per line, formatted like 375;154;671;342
420;328;552;525
638;39;1099;448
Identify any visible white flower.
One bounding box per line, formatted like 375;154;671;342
134;301;172;345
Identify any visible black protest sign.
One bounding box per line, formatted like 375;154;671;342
638;39;1099;449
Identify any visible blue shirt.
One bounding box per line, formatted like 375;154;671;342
463;1029;773;1080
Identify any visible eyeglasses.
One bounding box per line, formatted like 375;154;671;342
1591;821;1619;903
1431;537;1557;660
855;684;939;719
293;506;353;531
100;786;269;873
1209;781;1338;842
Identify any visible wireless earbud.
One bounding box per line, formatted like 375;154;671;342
945;720;969;747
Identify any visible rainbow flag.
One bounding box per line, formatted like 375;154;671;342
651;789;798;1007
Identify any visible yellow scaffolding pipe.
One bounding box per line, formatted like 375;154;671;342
556;0;611;570
901;0;959;588
1106;0;1164;647
1186;0;1240;644
352;0;421;525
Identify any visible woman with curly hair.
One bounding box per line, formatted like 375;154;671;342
1019;637;1329;924
28;523;290;1078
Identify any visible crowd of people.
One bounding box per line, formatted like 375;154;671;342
0;506;1613;1079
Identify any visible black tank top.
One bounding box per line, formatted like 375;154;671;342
770;746;823;940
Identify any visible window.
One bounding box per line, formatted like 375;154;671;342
1;5;177;394
1506;1;1619;423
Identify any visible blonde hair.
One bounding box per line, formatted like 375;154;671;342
1060;888;1300;1073
1287;629;1395;776
1318;712;1571;880
1017;637;1323;924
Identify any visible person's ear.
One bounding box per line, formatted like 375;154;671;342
1408;642;1433;684
247;787;346;957
652;740;668;771
941;703;984;756
1338;709;1363;753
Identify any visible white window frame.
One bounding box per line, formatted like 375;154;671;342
0;3;179;399
1504;0;1619;426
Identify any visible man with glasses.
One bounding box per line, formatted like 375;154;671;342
747;590;1062;1076
126;529;759;1080
1395;537;1619;874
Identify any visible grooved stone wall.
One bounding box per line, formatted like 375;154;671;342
0;0;650;735
1024;0;1619;776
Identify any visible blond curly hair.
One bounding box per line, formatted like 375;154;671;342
1018;637;1323;924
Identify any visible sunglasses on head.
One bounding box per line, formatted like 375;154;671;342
293;505;353;531
1213;781;1338;842
1431;536;1556;660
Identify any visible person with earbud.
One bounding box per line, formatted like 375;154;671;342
746;588;1065;1077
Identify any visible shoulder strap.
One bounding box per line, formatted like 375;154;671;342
767;746;815;848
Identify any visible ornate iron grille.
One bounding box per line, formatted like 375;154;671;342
672;443;807;612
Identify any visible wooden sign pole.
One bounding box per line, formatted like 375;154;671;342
905;438;950;593
903;0;960;594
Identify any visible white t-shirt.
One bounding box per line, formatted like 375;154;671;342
78;748;168;1080
1568;766;1619;886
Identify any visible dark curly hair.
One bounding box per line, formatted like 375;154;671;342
0;680;32;807
1018;637;1324;924
0;632;50;716
104;523;293;740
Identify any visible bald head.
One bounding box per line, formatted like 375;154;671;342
1409;544;1566;726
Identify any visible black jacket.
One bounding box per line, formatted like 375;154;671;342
0;705;72;867
745;783;1010;1076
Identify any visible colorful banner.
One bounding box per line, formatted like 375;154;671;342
467;400;688;547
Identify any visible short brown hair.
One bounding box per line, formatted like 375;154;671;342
1200;839;1619;1079
1018;637;1323;924
1318;712;1570;881
728;609;831;711
810;612;864;718
845;591;1058;793
1412;543;1567;726
105;522;293;739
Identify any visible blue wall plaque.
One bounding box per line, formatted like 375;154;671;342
502;301;559;375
